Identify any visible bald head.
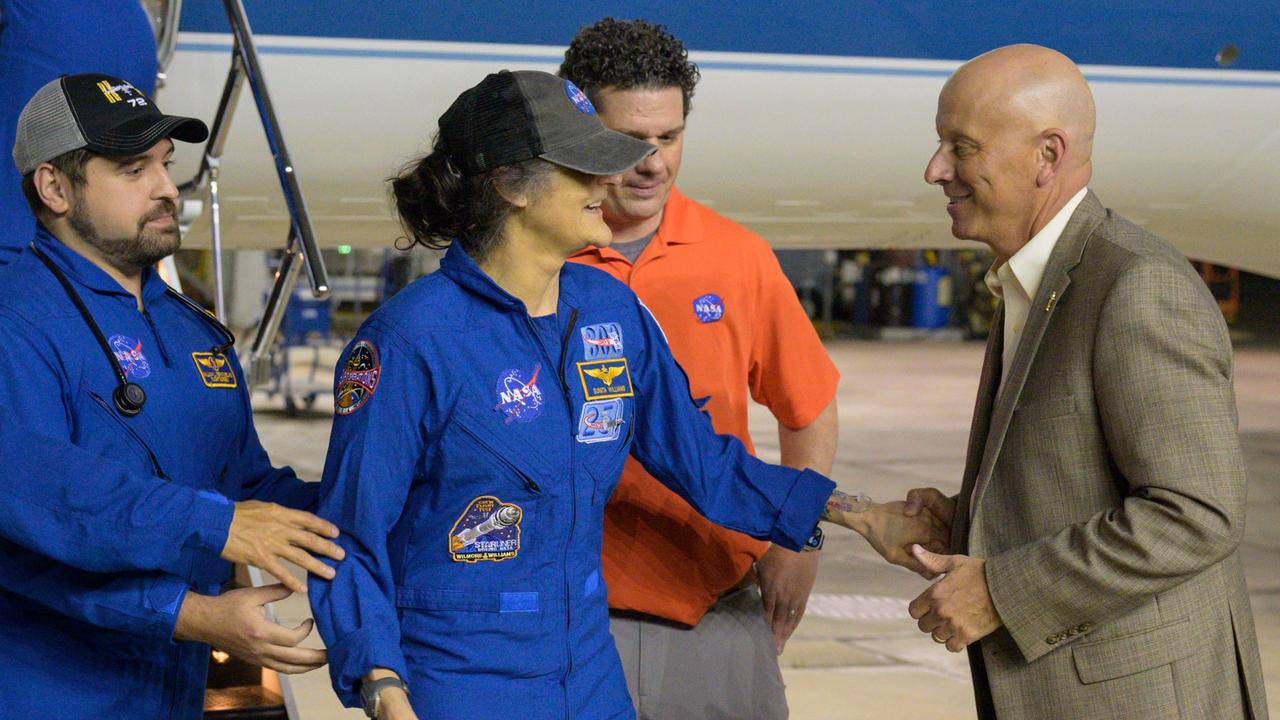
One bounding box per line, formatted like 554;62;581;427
925;44;1096;258
950;44;1095;167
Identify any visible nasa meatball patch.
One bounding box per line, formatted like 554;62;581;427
449;495;523;563
334;340;380;415
494;364;544;424
692;293;725;323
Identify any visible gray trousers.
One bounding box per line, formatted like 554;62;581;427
608;585;789;720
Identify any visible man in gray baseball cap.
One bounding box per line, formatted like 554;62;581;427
0;73;346;718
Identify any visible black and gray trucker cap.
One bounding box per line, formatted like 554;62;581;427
13;73;208;175
438;70;654;176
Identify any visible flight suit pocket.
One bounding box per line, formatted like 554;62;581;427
1072;617;1195;684
396;586;558;680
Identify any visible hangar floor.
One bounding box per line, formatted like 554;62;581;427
253;339;1279;719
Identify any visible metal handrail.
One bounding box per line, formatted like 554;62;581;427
174;0;330;383
149;0;183;85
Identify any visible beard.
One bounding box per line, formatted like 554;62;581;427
67;196;180;273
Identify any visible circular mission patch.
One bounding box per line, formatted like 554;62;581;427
335;340;380;415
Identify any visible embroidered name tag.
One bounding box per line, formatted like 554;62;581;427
192;352;237;388
576;358;634;400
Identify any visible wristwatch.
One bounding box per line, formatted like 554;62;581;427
360;676;410;718
803;525;824;552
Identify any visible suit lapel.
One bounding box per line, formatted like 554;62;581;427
952;303;1003;552
968;192;1106;525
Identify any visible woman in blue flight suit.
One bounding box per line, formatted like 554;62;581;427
310;70;936;720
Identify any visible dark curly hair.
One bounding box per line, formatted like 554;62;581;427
559;18;700;117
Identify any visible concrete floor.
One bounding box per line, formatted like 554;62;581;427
252;339;1279;719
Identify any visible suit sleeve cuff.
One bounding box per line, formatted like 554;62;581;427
985;548;1077;663
771;469;836;551
187;491;234;558
327;627;410;707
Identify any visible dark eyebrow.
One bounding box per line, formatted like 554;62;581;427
623;124;685;141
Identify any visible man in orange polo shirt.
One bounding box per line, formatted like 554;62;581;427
562;19;840;718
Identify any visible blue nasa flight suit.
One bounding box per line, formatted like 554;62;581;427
0;227;317;719
310;242;835;719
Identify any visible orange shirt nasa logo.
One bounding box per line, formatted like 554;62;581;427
576;358;633;400
191;352;237;388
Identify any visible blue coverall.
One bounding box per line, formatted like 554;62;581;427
0;418;235;575
310;242;835;719
0;228;317;719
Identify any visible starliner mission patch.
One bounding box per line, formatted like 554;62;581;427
335;340;380;415
449;495;524;563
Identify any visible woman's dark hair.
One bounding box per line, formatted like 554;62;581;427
389;133;554;262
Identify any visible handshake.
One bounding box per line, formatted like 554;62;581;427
820;488;952;577
818;487;1001;653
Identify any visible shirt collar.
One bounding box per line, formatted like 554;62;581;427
33;224;169;302
1005;187;1089;304
983;187;1088;302
571;185;703;264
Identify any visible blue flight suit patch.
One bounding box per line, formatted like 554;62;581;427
449;495;523;563
577;398;626;443
580;322;624;360
109;334;150;379
494;364;544;424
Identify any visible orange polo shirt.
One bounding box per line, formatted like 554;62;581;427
569;187;840;626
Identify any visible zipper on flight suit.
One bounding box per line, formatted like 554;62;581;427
454;422;543;494
556;308;578;715
524;306;580;713
88;391;169;479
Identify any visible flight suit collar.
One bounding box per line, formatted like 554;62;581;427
33;225;170;304
440;240;587;311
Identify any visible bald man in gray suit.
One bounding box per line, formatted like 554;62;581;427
902;44;1269;719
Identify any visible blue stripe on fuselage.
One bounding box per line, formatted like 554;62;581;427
182;1;1280;73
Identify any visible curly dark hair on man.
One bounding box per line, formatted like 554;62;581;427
559;17;700;116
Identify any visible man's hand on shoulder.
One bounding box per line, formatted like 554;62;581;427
222;500;345;593
756;545;820;655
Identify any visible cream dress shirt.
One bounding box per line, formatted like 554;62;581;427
984;187;1089;396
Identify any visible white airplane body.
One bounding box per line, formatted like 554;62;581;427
158;3;1280;278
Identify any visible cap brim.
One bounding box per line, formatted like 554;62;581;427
539;127;655;176
86;114;210;156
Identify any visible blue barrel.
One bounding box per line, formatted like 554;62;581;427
911;266;953;329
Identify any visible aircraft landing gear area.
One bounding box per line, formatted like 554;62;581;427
259;292;335;417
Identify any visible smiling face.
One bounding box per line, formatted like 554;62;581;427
517;165;620;256
62;139;181;272
592;85;685;238
924;79;1043;259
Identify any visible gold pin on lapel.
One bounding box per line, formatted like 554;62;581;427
1045;291;1058;312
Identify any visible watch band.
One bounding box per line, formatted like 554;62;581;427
804;525;824;552
361;676;409;718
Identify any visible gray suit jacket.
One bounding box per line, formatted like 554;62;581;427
954;192;1269;719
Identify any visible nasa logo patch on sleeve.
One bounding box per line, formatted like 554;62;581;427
335;340;380;415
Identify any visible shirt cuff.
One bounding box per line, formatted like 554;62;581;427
771;469;836;551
